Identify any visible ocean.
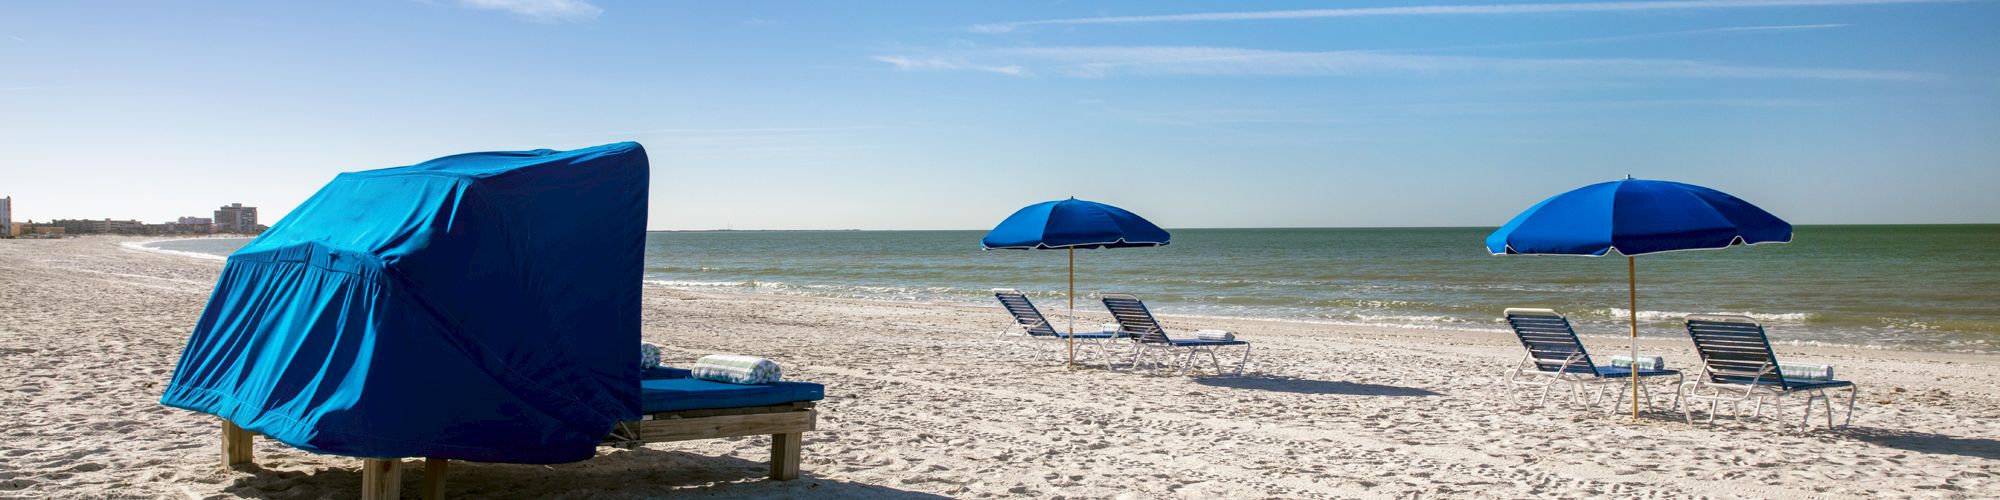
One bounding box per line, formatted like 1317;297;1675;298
144;225;2000;352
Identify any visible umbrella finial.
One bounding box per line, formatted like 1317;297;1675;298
1625;174;1634;180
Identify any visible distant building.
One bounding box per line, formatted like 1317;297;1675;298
52;218;147;234
1;196;12;237
172;216;215;234
17;220;64;237
214;203;259;233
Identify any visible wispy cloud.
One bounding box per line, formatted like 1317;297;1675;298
555;125;887;138
9;35;25;43
1415;23;1851;52
873;55;1027;76
876;46;1933;81
969;0;1965;32
455;0;601;23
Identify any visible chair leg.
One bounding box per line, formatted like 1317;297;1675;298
1237;345;1251;375
1608;383;1626;415
221;419;254;467
1843;386;1860;428
1671;374;1685;412
362;458;401;500
1682;393;1695;424
421;458;447;500
770;432;802;480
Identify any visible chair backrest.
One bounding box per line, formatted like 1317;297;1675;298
1101;293;1170;343
1502;308;1597;374
1685;314;1789;390
993;288;1059;337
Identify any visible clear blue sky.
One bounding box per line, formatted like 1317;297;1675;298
3;0;1996;230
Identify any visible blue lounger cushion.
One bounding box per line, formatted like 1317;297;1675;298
1590;366;1681;378
640;378;825;414
1054;331;1123;339
1164;339;1248;347
642;367;691;380
1710;376;1855;391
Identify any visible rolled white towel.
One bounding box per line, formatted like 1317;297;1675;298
639;342;663;370
1194;329;1236;341
1607;354;1665;371
692;354;782;385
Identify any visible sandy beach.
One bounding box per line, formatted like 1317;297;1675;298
2;237;1996;499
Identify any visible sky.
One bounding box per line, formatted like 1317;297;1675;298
2;0;1996;230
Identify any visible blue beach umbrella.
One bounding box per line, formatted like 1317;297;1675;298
983;198;1171;367
1487;177;1791;418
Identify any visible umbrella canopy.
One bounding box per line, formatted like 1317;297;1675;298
1486;178;1791;256
982;198;1171;250
982;198;1170;368
1486;177;1791;418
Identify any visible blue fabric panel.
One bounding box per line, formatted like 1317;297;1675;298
1055;332;1122;339
1779;379;1855;391
981;198;1171;249
1715;377;1855;391
1165;339;1249;347
642;367;692;380
639;379;826;413
1485;179;1791;256
161;142;649;464
1591;367;1682;378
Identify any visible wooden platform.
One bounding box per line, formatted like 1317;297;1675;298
216;402;818;499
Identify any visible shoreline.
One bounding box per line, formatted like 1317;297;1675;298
119;234;1994;356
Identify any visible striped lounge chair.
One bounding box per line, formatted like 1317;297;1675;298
1683;314;1859;430
993;288;1125;364
1502;308;1683;411
1100;293;1250;375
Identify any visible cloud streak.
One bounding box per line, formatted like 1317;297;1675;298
456;0;602;23
1413;23;1851;52
876;46;1932;81
873;55;1026;76
969;0;1965;32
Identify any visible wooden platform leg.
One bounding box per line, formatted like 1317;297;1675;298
362;458;401;500
221;419;254;467
770;432;801;481
421;458;448;500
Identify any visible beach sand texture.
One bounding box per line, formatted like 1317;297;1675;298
2;237;1996;498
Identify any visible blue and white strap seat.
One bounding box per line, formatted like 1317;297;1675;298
1500;308;1684;412
1683;314;1858;430
1101;293;1252;375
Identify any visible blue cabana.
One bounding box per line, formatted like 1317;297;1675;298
161;142;650;464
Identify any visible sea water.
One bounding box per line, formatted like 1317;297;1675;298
146;225;2000;352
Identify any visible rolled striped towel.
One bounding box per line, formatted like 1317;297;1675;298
1194;329;1236;341
1779;362;1835;381
639;342;663;370
1607;354;1665;371
692;354;782;385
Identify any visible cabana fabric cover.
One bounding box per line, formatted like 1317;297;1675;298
160;142;649;464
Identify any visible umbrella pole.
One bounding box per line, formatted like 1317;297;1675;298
1629;256;1639;420
1067;247;1076;369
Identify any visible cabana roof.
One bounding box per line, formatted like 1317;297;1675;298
162;142;650;464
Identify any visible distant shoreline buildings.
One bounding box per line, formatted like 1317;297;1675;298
2;197;266;238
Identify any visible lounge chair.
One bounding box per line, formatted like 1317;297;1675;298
1501;308;1683;411
993;288;1125;364
218;366;824;499
1683;314;1858;430
1100;293;1251;375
